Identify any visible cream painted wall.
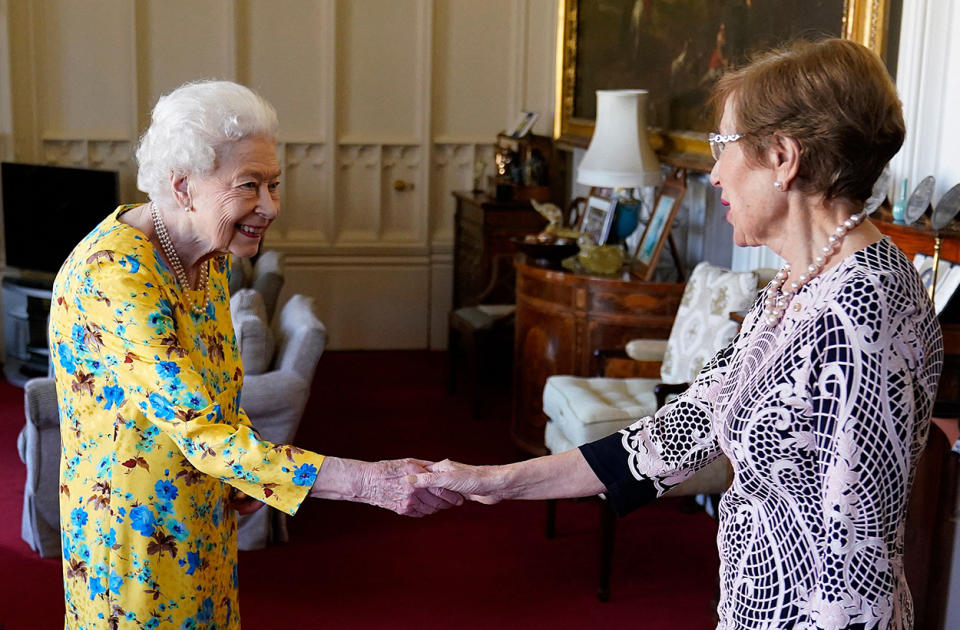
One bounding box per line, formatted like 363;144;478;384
0;0;558;350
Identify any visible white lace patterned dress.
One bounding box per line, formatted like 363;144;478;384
581;238;943;630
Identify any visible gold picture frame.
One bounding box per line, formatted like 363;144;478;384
554;0;896;172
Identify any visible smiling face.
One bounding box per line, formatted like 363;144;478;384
709;97;783;249
185;135;281;259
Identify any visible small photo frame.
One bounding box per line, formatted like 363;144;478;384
631;168;687;281
510;111;539;138
579;195;615;245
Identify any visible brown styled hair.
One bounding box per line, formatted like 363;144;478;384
711;38;904;203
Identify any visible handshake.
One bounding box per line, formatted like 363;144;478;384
308;457;505;517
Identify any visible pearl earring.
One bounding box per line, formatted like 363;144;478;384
773;181;783;190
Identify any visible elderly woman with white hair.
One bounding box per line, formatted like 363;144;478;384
48;80;461;629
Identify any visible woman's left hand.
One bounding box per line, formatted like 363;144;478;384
230;489;266;515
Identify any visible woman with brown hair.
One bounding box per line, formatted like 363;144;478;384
416;39;942;629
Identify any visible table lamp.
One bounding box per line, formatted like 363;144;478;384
577;89;661;244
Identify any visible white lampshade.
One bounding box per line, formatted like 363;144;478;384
577;89;661;188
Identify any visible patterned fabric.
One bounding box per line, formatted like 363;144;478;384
660;262;758;384
50;205;325;629
580;237;943;630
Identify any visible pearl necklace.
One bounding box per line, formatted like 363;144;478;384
762;211;865;327
150;202;209;317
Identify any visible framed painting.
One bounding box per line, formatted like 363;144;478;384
555;0;901;171
579;194;616;244
631;168;687;280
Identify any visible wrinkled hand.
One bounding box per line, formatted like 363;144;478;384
312;457;465;517
229;489;266;515
359;458;466;517
408;459;505;505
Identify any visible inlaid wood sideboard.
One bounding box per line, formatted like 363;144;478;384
511;260;684;455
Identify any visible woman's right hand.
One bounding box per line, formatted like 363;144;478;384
309;457;464;517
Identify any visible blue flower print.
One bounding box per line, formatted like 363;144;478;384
109;570;124;591
61;530;73;559
147;310;169;333
71;507;89;528
167;518;189;542
292;463;318;487
120;254;140;273
156;361;180;380
186;551;201;575
155;500;174;518
76;544;91;563
197;598;214;623
129;505;155;537
155;479;179;501
85;358;106;377
211;498;223;527
72;323;85;347
88;576;106;600
58;342;76;374
180;617;197;630
102;385;125;410
164;377;186;397
144;617;160;629
148;393;175;421
103;528;116;547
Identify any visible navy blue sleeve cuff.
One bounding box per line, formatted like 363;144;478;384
579;432;659;517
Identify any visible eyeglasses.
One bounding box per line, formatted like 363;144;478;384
708;132;743;161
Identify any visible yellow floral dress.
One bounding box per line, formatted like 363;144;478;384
50;205;325;629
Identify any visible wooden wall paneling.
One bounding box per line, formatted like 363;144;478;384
0;0;13;161
522;0;558;137
141;0;235;107
431;0;516;139
429;143;475;243
35;0;133;141
283;259;430;350
381;145;422;243
276;142;329;244
335;0;421;144
238;0;327;142
335;144;381;243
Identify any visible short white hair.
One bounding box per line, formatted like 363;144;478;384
136;80;279;203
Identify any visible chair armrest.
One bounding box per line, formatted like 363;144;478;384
593;348;662;378
625;338;668;361
654;382;688;409
241;371;310;418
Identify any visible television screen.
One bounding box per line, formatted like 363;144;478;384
1;162;119;275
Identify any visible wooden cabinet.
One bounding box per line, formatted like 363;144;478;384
511;260;684;455
452;191;546;309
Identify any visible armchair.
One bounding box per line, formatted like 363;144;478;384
229;249;285;321
232;291;327;550
540;261;764;600
17;377;61;557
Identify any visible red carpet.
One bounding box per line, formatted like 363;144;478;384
0;351;719;629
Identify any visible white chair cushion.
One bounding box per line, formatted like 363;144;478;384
230;288;274;375
542;375;658;447
660;261;758;384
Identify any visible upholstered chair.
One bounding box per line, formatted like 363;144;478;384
233;291;327;550
17;377;61;557
540;261;764;600
229;250;285;321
